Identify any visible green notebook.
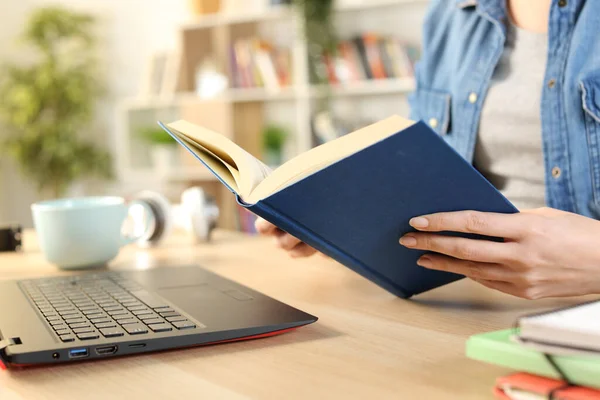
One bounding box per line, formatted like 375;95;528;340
466;329;600;389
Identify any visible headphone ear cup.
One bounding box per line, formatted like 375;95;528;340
129;191;173;247
181;187;219;242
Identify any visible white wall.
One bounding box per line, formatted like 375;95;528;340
0;0;190;227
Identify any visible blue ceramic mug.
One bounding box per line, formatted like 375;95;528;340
31;197;152;269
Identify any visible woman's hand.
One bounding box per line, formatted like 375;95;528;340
255;218;318;258
399;207;600;299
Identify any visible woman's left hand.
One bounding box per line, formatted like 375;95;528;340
399;207;600;299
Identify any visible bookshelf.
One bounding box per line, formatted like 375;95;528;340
116;0;429;231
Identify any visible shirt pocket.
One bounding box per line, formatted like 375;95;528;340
580;74;600;205
408;87;452;136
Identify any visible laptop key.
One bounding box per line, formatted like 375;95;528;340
64;317;85;325
107;310;128;317
149;323;172;333
124;324;148;335
69;322;90;329
73;327;95;334
142;318;164;325
50;320;66;326
90;318;111;324
138;314;158;321
132;309;152;316
117;318;137;325
95;322;117;329
55;328;71;335
126;305;146;311
60;334;75;342
159;312;179;318
172;320;197;330
77;332;99;340
100;328;125;338
165;316;187;323
153;307;174;313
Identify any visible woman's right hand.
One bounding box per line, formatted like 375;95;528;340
255;218;318;258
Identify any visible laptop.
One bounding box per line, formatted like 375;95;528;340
0;266;317;368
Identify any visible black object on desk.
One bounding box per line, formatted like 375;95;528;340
0;225;22;252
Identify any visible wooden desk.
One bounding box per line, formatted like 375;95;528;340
0;230;593;399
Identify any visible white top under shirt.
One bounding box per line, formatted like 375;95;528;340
474;22;548;210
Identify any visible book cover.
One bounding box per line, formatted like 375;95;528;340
246;121;517;297
466;329;600;389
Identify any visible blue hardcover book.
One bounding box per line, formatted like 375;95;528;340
159;116;518;298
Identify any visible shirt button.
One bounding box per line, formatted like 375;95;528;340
429;118;439;129
548;79;556;89
468;92;478;104
558;0;567;7
552;166;562;179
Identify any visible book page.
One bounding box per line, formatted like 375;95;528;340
247;115;415;203
167;120;272;199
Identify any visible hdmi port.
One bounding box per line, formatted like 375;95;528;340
95;345;118;355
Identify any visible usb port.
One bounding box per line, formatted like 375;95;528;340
95;345;118;355
68;348;89;359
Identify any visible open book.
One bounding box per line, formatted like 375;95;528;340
163;116;414;204
159;115;517;298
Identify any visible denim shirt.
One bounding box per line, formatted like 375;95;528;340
408;0;600;217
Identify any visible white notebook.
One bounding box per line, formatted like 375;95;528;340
517;301;600;354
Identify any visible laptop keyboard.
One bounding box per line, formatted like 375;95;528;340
19;273;199;343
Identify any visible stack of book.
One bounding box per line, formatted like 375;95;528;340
321;33;419;84
467;301;600;399
229;38;292;90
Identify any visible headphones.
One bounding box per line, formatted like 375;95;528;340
128;187;219;247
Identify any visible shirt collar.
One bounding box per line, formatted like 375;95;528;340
456;0;507;27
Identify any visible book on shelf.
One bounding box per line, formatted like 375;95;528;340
322;34;418;84
230;37;292;90
159;115;517;298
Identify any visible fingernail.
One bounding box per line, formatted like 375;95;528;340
399;235;417;247
409;217;429;229
417;256;432;268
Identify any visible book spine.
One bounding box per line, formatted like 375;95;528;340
339;42;358;81
247;200;411;298
352;37;372;80
322;53;339;84
254;41;280;90
378;37;395;79
362;33;386;79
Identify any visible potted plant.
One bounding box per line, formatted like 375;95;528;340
138;126;178;175
0;7;112;199
293;0;336;111
262;124;288;167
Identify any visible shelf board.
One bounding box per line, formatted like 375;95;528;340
182;0;429;30
182;6;291;30
224;87;297;102
120;79;415;110
310;77;416;97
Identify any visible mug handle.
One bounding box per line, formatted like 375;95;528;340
121;200;156;246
